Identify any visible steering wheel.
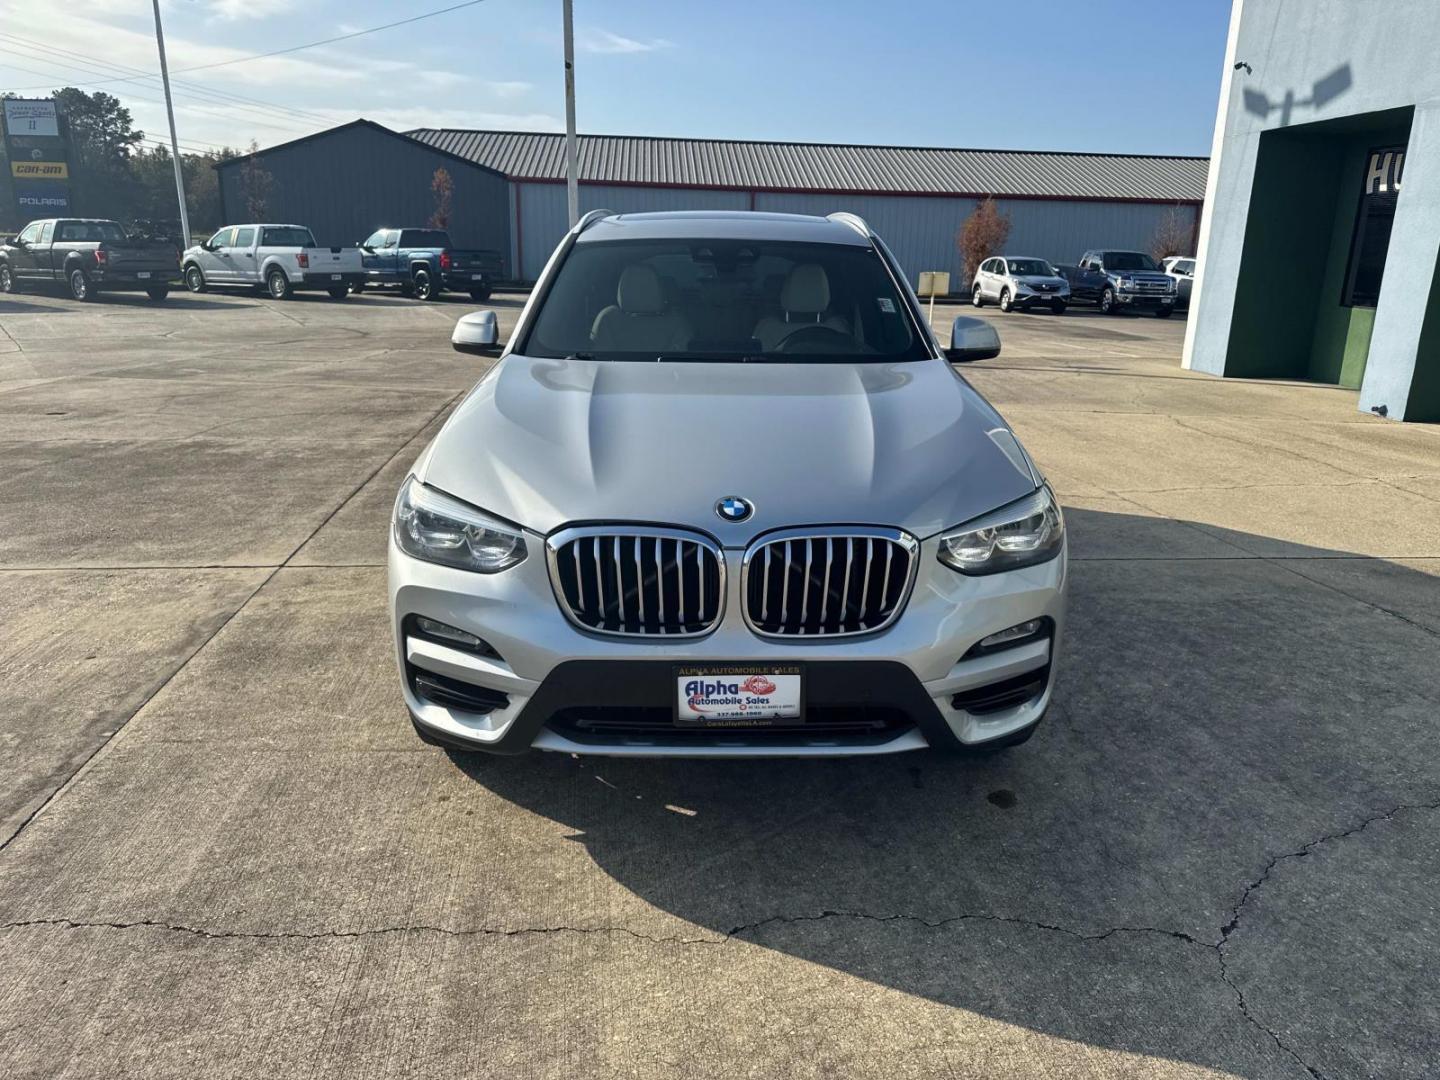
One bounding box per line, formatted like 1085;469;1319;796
773;323;855;354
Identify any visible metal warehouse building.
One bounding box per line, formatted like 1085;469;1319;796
220;120;1207;288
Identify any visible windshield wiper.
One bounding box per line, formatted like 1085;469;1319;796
561;352;599;361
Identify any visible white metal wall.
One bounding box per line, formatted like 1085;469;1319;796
512;180;1197;288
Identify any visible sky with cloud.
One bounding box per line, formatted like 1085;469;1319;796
0;0;1231;156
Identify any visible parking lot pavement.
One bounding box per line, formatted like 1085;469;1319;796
1;289;1438;1079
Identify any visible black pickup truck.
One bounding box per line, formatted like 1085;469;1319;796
0;218;180;301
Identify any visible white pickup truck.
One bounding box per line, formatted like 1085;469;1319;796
181;224;364;300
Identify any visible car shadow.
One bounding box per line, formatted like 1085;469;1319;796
441;508;1439;1076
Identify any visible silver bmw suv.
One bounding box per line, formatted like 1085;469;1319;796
389;210;1066;758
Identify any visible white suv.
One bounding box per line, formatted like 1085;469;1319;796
971;256;1070;314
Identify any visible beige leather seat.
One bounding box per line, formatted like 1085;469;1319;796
590;265;691;351
753;263;850;351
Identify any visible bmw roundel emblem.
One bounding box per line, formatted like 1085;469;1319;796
715;496;754;523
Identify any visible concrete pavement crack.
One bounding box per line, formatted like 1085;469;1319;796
1213;800;1440;1080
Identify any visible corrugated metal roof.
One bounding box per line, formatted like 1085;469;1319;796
405;129;1207;202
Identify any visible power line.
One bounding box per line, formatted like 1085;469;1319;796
1;0;487;92
0;30;334;124
0;42;329;131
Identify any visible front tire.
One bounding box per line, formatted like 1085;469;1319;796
69;268;94;302
1100;287;1117;315
266;267;292;300
184;265;206;293
1050;300;1067;315
412;268;438;301
469;286;491;302
1155;307;1174;318
350;281;366;294
0;264;15;293
970;284;984;308
327;286;349;300
999;288;1013;313
145;286;170;302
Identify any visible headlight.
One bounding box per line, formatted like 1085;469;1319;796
393;476;526;573
1116;276;1131;289
937;487;1064;575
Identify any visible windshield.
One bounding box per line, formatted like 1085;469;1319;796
520;238;928;363
399;229;450;248
56;220;128;243
1006;259;1051;276
1104;251;1160;271
261;226;316;247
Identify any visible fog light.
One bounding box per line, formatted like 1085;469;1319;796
979;619;1044;650
411;615;499;659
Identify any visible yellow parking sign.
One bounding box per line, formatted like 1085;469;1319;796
11;161;68;179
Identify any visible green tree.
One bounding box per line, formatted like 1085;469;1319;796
239;141;274;220
52;87;144;217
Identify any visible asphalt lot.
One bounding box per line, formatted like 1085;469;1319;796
1;285;1438;1079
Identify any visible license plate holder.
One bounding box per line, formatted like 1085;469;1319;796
330;274;341;281
136;271;150;279
471;273;484;280
675;664;804;727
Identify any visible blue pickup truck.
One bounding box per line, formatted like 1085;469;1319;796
353;227;502;301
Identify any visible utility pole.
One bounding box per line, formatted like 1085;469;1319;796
151;0;191;249
562;0;579;227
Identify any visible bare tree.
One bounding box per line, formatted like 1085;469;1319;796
239;140;273;220
957;197;1011;286
429;167;453;229
1149;204;1194;261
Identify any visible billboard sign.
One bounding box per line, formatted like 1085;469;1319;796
14;182;70;212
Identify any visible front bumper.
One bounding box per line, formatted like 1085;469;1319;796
1116;292;1174;308
390;528;1066;757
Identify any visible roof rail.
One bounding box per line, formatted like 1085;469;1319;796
573;208;616;234
826;212;872;238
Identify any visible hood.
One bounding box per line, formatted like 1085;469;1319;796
1113;270;1170;281
1015;275;1066;287
419;355;1039;541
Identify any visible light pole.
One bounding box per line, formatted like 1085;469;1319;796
562;0;579;227
151;0;192;249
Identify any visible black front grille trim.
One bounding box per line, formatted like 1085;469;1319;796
548;706;913;747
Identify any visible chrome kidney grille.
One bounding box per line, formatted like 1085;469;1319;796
547;526;724;637
743;528;918;638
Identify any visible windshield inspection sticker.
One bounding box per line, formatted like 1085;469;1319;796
675;665;803;726
877;297;896;313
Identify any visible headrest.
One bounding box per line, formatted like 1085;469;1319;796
781;263;830;314
617;264;665;314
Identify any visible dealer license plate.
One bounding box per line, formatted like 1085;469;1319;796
137;272;150;279
471;273;484;280
330;274;341;281
675;665;803;727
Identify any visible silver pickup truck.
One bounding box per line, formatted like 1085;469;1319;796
181;224;364;300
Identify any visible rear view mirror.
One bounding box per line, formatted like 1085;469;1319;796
945;315;1001;363
452;310;503;357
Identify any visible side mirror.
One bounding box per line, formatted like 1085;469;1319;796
452;310;503;357
945;315;1001;363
